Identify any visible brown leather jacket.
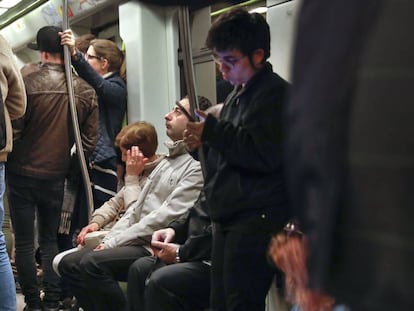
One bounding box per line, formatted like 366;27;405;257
7;63;98;180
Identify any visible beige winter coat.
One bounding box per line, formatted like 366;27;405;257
0;35;26;162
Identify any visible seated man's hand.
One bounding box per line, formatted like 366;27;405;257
151;241;180;264
77;223;100;246
151;228;175;243
151;228;176;256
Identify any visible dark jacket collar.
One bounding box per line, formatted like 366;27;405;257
236;62;273;98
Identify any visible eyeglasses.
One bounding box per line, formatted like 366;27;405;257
213;54;246;68
174;101;195;122
86;53;102;61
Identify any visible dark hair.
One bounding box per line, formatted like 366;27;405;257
115;121;158;158
183;95;212;112
206;8;270;63
76;34;96;54
197;95;213;111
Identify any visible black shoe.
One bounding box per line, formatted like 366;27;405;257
60;297;79;311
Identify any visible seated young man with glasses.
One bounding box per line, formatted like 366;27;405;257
184;8;291;311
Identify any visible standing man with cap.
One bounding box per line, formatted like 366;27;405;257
7;26;98;311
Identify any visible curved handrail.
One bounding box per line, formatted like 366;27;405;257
177;6;207;178
62;0;94;220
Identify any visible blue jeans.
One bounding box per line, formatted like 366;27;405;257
0;163;16;311
8;172;64;307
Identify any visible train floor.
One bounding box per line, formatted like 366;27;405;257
16;293;83;311
15;283;288;311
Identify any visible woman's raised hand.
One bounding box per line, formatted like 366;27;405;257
126;146;147;177
59;29;76;56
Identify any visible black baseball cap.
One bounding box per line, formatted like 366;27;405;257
27;26;63;53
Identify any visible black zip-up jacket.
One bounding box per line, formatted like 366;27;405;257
201;62;291;232
7;63;98;179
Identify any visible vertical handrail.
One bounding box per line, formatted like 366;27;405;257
177;6;207;178
177;7;198;120
62;0;94;219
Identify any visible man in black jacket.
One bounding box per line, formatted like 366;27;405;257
126;190;211;311
184;8;290;311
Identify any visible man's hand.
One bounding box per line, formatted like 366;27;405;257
151;241;180;264
77;223;100;246
184;110;209;151
151;228;176;256
151;228;176;243
183;125;203;152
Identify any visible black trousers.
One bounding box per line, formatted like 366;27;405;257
58;245;150;311
127;256;210;311
7;173;64;307
210;223;275;311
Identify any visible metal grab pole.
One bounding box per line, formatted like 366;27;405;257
177;7;198;119
62;0;94;219
177;6;207;178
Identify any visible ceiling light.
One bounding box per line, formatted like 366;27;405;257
0;0;23;9
249;7;268;14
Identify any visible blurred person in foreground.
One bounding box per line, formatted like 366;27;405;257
279;0;414;310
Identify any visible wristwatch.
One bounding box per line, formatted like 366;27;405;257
175;246;181;263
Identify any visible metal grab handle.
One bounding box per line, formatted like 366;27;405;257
177;6;207;178
62;0;94;220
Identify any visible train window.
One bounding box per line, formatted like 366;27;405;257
0;0;24;17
